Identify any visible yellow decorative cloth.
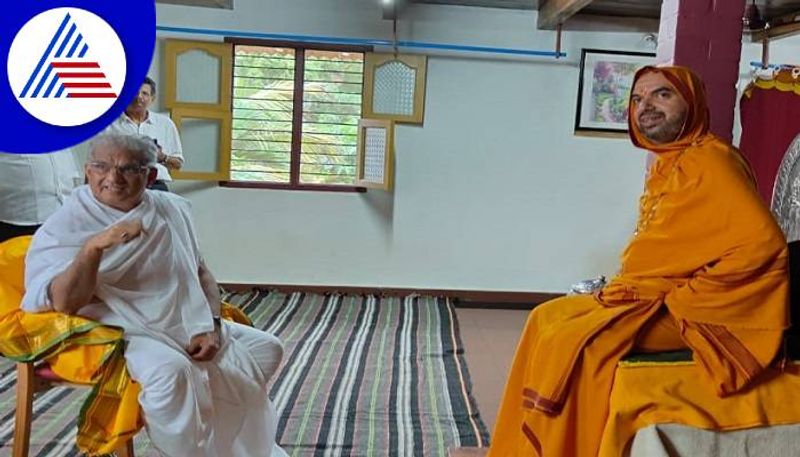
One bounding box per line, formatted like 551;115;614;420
599;361;800;456
744;67;800;97
0;235;141;455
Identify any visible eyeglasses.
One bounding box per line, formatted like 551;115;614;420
87;161;150;177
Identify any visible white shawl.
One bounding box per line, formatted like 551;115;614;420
22;185;214;349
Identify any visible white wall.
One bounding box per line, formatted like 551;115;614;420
154;1;660;292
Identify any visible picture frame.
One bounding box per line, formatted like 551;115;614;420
574;49;655;135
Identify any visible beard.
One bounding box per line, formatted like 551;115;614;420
637;109;686;144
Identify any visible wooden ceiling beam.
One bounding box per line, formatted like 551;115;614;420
750;9;800;43
537;0;595;29
750;20;800;42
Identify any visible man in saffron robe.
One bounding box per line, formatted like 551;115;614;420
487;66;789;456
21;133;288;457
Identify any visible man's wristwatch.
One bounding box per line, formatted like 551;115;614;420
212;316;221;327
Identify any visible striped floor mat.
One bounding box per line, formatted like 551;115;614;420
0;291;489;456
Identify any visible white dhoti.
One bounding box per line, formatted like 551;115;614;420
126;322;286;457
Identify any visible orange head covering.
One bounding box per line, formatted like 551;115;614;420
628;65;710;153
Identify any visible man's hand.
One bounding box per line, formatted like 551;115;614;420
163;156;182;171
156;144;166;163
186;325;221;361
48;219;144;314
87;219;143;251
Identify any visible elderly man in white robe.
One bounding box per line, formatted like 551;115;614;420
21;133;287;457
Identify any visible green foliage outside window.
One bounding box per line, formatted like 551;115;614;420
231;46;364;185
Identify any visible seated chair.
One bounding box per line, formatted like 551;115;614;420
606;226;800;456
573;277;800;456
605;350;800;456
14;361;134;457
0;236;138;456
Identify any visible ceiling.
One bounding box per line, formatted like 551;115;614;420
411;0;800;22
411;0;538;8
581;0;661;18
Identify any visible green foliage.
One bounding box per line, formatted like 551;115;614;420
231;47;364;185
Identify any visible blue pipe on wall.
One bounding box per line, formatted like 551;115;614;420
749;61;797;69
156;25;567;58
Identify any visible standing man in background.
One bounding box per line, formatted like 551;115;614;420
0;149;81;242
108;76;183;191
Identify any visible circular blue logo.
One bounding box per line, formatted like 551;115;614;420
0;0;155;153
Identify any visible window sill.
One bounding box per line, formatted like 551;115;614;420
219;181;367;193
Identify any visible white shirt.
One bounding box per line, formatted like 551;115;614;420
0;149;81;225
107;110;183;181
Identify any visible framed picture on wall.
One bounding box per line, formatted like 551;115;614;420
574;49;655;135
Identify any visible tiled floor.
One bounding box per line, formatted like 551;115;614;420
455;307;530;432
